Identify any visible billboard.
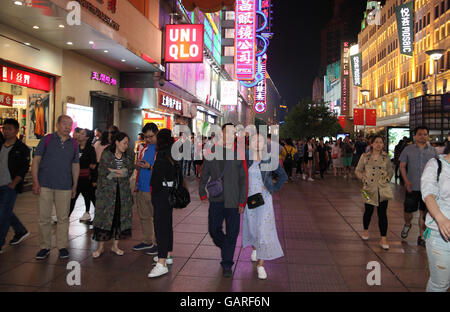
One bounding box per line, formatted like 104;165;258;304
326;62;340;92
395;1;414;56
387;127;410;159
254;57;267;114
165;24;204;63
341;41;350;116
234;0;256;81
66;103;93;136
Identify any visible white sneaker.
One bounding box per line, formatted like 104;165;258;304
251;250;257;262
153;256;173;265
257;265;267;280
302;174;306;180
148;262;168;278
51;216;58;224
308;177;314;182
79;212;91;221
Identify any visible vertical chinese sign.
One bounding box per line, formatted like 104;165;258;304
341;42;350;116
254;57;267;113
235;0;256;81
395;1;414;56
351;53;362;87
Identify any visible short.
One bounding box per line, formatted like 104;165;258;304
342;156;352;167
404;191;427;213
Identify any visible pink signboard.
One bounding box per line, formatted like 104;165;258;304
234;0;256;81
254;58;267;114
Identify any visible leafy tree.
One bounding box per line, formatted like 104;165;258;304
280;99;343;139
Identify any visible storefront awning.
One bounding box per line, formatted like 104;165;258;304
0;1;163;74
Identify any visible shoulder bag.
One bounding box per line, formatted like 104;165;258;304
206;160;230;198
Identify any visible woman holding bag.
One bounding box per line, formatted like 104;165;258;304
243;133;288;280
355;136;394;250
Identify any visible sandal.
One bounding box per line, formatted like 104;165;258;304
93;249;104;258
111;247;124;256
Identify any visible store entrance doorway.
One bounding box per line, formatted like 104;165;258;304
91;92;115;132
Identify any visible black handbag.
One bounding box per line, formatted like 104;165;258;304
165;158;191;209
247;193;264;209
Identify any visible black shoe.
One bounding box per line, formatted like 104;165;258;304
223;267;233;278
9;232;30;246
59;248;70;259
417;236;426;247
35;249;50;260
145;245;158;255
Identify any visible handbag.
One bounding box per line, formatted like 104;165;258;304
206;161;230;198
165;157;191;209
247;193;265;209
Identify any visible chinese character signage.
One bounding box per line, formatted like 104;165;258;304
235;0;256;81
395;1;414;56
254;57;267;114
340;42;350;116
165;24;204;63
91;72;117;86
351;53;362;87
220;81;238;106
1;66;50;92
0;92;13;107
158;91;183;114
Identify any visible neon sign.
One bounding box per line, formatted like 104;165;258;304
341;42;350;115
234;0;256;81
91;72;117;86
254;56;267;114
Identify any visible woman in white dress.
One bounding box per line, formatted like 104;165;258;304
242;133;288;279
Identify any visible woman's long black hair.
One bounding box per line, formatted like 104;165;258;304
109;132;129;154
156;129;175;152
100;131;109;146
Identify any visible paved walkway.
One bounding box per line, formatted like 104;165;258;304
0;174;430;292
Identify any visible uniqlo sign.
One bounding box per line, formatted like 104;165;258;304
165;24;204;63
1;66;51;91
0;92;13;107
235;0;256;81
254;58;267;114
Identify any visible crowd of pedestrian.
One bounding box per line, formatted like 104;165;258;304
1;118;450;291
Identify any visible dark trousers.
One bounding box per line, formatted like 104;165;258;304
183;160;192;176
69;178;94;216
208;202;240;269
0;186;27;248
284;161;294;178
319;160;327;178
296;158;303;174
363;201;388;236
152;189;173;259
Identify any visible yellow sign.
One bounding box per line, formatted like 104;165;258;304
144;118;166;130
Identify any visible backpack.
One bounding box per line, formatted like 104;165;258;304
165;156;190;209
44;133;77;159
284;146;295;166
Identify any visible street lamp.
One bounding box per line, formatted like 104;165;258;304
360;89;370;136
425;49;446;95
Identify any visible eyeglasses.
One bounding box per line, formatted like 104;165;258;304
145;135;155;139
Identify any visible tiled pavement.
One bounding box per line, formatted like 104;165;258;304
0;174;431;292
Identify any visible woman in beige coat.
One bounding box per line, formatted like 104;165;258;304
355;136;394;250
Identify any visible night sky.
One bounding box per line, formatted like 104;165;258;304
267;0;369;107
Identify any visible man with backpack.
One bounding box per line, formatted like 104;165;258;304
32;115;80;260
281;138;297;182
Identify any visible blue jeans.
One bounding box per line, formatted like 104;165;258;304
208;202;240;269
0;185;27;248
426;229;450;292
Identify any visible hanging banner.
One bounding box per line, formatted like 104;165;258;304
395;1;414;56
338;116;346;129
254;57;267;114
235;0;256;81
366;109;377;126
165;24;204;63
220;81;238;106
353;108;364;126
0;92;13;107
351;53;362;87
